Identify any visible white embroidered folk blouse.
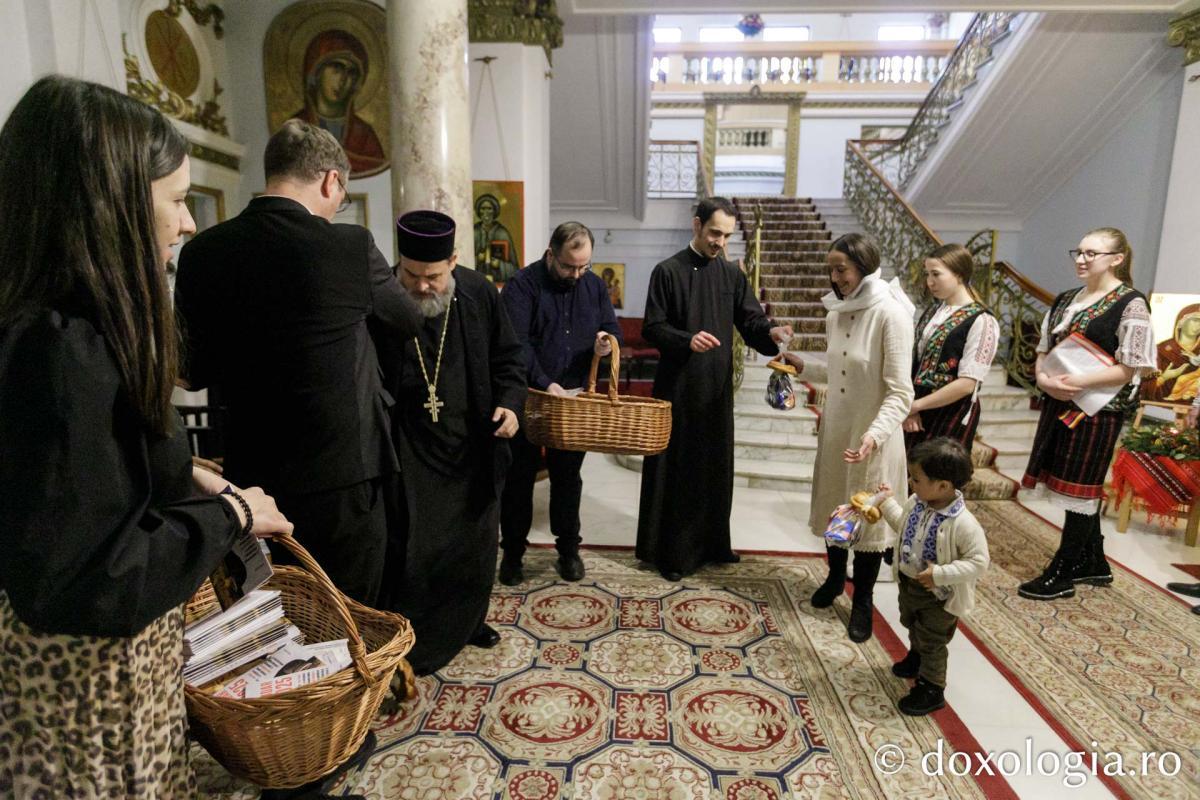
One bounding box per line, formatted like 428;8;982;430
917;304;1000;383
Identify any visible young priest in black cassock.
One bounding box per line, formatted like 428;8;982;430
378;210;526;675
636;197;792;581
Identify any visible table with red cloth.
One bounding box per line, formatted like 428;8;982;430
1110;449;1200;545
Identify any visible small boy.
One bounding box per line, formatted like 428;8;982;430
877;437;990;716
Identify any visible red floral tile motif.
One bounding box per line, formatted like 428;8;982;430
530;593;608;630
619;597;662;629
540;642;582;668
613;691;670;741
498;682;602;743
488;595;523;625
758;603;779;635
507;768;560;800
422;684;492;733
700;649;743;673
683;689;788;752
725;776;781;800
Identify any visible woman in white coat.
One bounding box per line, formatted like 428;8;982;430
784;233;914;642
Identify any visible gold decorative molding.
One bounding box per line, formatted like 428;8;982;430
1168;9;1200;66
165;0;224;39
702;104;717;197
123;34;229;137
702;91;807;106
784;101;801;197
187;141;239;171
468;0;563;65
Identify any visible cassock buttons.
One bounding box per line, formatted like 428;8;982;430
840;388;845;393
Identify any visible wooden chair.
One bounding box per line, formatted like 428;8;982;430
1111;401;1199;546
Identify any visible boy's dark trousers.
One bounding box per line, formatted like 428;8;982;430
897;572;959;687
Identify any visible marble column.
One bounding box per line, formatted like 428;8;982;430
1154;7;1200;294
388;0;474;263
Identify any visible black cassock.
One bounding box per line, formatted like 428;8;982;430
378;267;525;674
636;247;779;576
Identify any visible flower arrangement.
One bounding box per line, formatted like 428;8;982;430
1121;424;1200;461
736;14;765;37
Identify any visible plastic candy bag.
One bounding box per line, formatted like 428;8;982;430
765;369;796;411
824;490;889;549
764;358;798;411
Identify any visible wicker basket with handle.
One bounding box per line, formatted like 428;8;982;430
184;532;414;789
523;333;671;455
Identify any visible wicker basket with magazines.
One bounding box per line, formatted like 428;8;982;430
184;532;414;789
523;333;672;455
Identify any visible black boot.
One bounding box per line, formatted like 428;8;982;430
1071;514;1112;586
557;551;585;582
898;678;945;716
848;551;884;643
811;545;849;608
892;649;921;679
1019;512;1086;600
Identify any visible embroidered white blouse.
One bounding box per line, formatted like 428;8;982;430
917;305;1000;383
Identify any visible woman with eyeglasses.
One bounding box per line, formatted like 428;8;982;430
1018;228;1155;601
0;76;292;796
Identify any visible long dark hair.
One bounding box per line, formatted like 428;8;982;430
829;233;881;276
0;76;187;435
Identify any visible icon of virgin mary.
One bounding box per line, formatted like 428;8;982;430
1144;304;1200;403
290;29;386;176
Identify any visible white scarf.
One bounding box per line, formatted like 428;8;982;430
822;272;915;318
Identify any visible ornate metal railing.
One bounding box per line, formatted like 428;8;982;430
844;139;1049;392
646;139;702;199
867;12;1019;188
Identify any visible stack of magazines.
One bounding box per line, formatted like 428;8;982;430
184;528;355;696
184;590;302;686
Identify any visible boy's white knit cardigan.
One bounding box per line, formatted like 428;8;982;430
880;492;990;618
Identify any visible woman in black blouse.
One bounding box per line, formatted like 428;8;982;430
0;77;291;796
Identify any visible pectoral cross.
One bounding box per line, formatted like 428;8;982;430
423;386;445;423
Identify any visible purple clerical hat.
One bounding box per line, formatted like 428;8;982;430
396;210;456;262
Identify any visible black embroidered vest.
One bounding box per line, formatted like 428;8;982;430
912;302;987;390
1045;284;1147;414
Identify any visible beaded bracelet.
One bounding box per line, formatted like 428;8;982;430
220;485;254;536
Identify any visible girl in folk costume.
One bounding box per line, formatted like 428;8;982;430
903;243;999;451
785;233;915;643
1019;228;1156;600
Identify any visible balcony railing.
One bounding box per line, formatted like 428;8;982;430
717;128;775;148
865;13;1020;187
646;139;703;199
650;40;955;91
844;139;1050;393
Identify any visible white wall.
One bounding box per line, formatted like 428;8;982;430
469;42;551;260
0;2;34;122
1017;67;1183;295
1154;58;1200;296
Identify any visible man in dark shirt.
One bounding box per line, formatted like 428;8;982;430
499;222;622;584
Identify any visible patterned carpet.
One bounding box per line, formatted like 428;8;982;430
195;550;1001;799
963;501;1200;800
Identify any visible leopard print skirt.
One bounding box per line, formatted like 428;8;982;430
0;592;194;798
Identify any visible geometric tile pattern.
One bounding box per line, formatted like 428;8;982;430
964;501;1200;800
193;550;995;799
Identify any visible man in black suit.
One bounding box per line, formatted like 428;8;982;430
175;119;421;607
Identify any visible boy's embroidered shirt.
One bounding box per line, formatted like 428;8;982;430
898;490;966;599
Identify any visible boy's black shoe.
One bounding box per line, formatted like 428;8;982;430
898;678;945;716
891;650;921;679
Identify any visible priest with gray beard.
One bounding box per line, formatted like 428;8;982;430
376;210;526;675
